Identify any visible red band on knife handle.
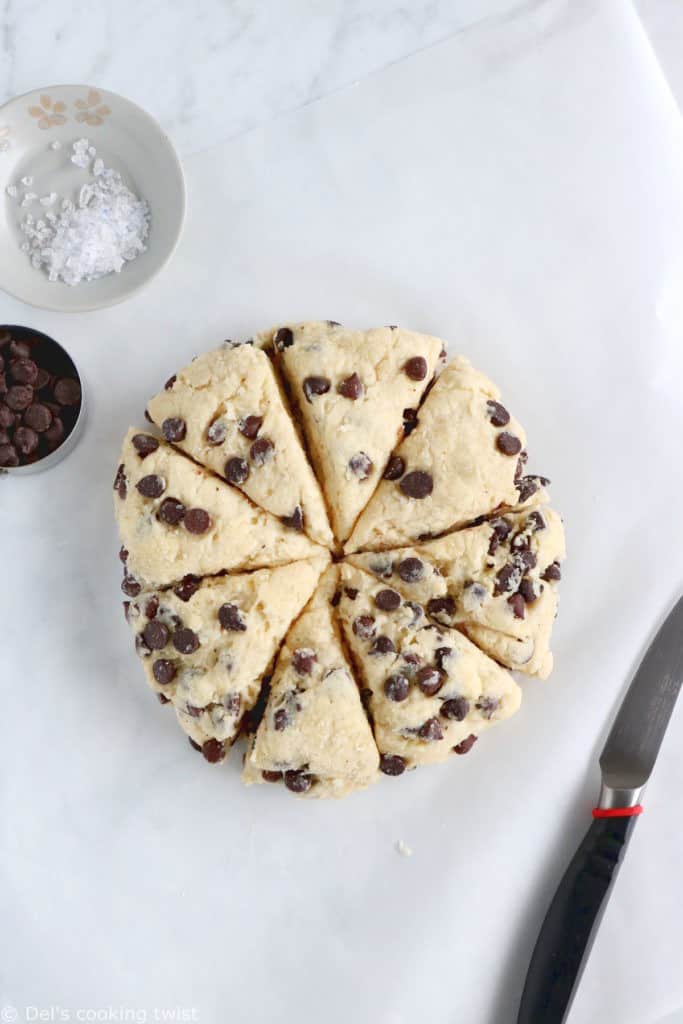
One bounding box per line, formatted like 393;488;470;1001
592;805;643;818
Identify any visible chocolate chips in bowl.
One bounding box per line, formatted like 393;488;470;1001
0;325;85;474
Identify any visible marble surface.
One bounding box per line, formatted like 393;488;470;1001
0;0;680;154
2;3;683;1024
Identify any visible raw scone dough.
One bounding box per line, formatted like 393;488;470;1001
146;344;334;549
338;564;521;774
114;428;322;589
348;507;565;679
243;567;379;797
124;555;328;761
259;322;443;544
346;356;549;552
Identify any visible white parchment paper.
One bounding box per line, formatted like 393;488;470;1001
1;2;682;1022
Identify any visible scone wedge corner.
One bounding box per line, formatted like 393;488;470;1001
114;428;324;590
337;563;521;775
260;322;444;544
243;565;380;798
346;355;550;553
146;344;334;549
124;553;329;762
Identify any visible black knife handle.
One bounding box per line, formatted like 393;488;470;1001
517;813;638;1024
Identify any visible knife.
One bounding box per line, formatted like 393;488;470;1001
517;594;683;1024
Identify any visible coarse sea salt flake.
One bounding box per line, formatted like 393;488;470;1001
39;193;57;206
20;175;33;187
92;158;104;176
6;184;18;197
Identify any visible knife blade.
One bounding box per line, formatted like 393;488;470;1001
517;594;683;1024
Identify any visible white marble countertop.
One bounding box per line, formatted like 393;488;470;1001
0;0;680;155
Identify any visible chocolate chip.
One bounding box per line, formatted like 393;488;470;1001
121;572;140;597
136;474;166;498
384;674;409;701
404;601;423;625
5;384;33;411
144;408;153;423
225;456;249;484
441;697;470;721
476;697;500;719
453;734;477;755
398;557;424;583
274;708;290;731
113;464;127;499
53;377;81;406
516;476;539;502
250;437;274;465
353;615;376;639
303;376;331;402
337;373;363;400
188;738;202;752
152;659;176;685
239;415;263;440
344;587;358;600
417;666;444;697
426;596;456;621
8;339;31;359
375;589;401;611
143;621;170;650
132;433;159;459
157;692;170;705
23;402;52;433
13;426;39;456
418;717;443;741
262;770;283;782
44;416;64;450
507;592;525;619
514;546;537;572
486;400;510;427
494;564;518;596
10;358;38;385
349;452;373;479
293;648;317;675
281;506;304;531
274;327;294;350
488;517;512;554
284;770;314;793
162;417;186;443
174;575;201;602
514;451;528;482
496;432;522;456
202;739;227;763
404;356;427;381
218;603;247;631
331;589;342;607
327;320;341;326
518;578;538;604
184;508;212;534
173;628;200;654
402;408;419;435
144;595;159;618
383;455;405;480
119;546;128;563
380;754;406;776
158;497;186;525
185;704;204;718
370;635;396;656
164;374;177;390
527;511;546;531
0;443;18;467
206;419;227;445
0;404;14;429
542;561;562;582
369;558;393;578
400;471;433;499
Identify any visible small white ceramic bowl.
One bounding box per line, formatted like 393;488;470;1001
0;84;185;312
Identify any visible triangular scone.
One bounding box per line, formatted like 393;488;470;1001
338;564;521;775
346;356;549;552
243;567;379;798
146;345;333;549
259;322;443;544
348;507;565;679
114;429;323;589
124;555;328;763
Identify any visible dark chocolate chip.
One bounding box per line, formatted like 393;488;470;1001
486;400;510;427
164;374;177;390
416;666;444;697
331;589;342;607
119;546;129;563
173;628;200;654
514;546;537;572
398;557;424;583
9;358;38;385
418;717;444;741
144;408;153;423
488;517;512;554
384;674;409;702
516;476;540;502
514;451;528;482
337;373;363;400
0;443;18;467
518;578;538;604
206;419;227;445
157;692;169;705
527;511;546;531
274;327;294;350
383;455;405;480
476;697;500;719
13;426;39;456
53;377;81;406
262;770;283;782
23;403;52;433
426;596;456;621
542;561;562;582
136;474;166;498
162;417;186;443
157;497;186;525
494;564;518;596
143;621;170;650
218;603;247;632
344;587;358;600
44;416;64;450
121;573;141;597
144;596;159;619
202;739;227;763
188;738;202;752
453;734;477;755
113;464;127;499
507;593;526;619
5;384;33;411
441;697;470;721
404;356;427;381
496;432;522;456
349;452;373;479
174;575;201;602
281;506;304;531
185;704;204;718
132;433;159;459
370;635;396;656
375;589;401;611
184;508;212;534
293;648;317;675
303;376;331;402
353;616;376;639
239;415;263;440
404;601;423;625
274;708;290;731
225;456;249;484
380;754;406;776
369;558;393;578
250;437;274;465
400;471;433;499
152;659;176;685
402;408;418;435
284;770;314;793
